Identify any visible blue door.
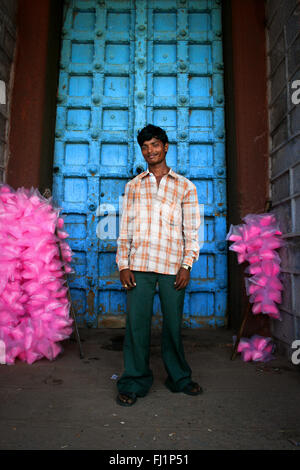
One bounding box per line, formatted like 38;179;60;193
52;0;227;328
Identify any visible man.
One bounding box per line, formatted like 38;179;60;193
116;124;202;406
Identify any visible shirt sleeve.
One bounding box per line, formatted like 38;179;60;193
182;183;201;267
116;182;134;271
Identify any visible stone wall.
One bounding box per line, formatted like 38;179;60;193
0;0;18;183
265;0;300;357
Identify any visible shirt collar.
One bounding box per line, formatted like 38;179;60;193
140;168;178;179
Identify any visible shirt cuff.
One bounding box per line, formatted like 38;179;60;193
118;263;129;272
182;256;194;268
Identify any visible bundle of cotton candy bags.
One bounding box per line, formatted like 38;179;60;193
0;184;73;364
237;335;274;362
226;213;284;320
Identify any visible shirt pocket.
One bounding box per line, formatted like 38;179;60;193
161;200;182;240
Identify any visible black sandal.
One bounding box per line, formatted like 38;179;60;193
116;392;137;407
182;381;203;396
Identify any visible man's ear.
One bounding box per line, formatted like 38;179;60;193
164;142;169;154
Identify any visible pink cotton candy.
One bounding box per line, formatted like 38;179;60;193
268;311;281;319
56;230;69;239
47;280;64;291
48;260;63;271
237;253;246;263
260;215;276;226
36;339;53;359
237;335;274;362
244;225;262;241
252;336;268;351
63;265;73;273
247;238;263;252
250;289;264;302
227;212;284;321
229;241;247;254
53;287;68;298
44;300;66;311
246;263;262;275
226;224;244;241
237;339;249;351
0;184;73;365
0;312;17;326
52;305;70;317
259;249;277;260
252;302;262;314
247;253;261;264
261;260;280;277
252;350;264;361
248;284;261;294
57;218;64;229
253;274;269;286
11;327;24;340
228;234;242;241
30;290;51;302
261;302;279;315
268;277;283;290
26;350;43;365
242;350;253;361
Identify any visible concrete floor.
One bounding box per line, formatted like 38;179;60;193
0;327;299;450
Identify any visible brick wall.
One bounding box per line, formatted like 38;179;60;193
0;0;18;183
266;0;300;357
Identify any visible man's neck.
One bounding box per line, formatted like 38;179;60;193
148;162;170;177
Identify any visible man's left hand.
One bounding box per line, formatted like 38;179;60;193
174;267;190;290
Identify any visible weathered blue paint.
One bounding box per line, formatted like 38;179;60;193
53;0;227;328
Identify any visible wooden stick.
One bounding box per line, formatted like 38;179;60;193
231;200;272;360
231;301;251;360
43;189;84;359
56;234;84;359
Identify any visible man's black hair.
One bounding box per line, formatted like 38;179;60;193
137;124;169;147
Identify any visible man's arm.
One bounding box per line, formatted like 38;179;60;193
181;183;201;267
174;183;201;290
116;183;136;289
116;182;132;271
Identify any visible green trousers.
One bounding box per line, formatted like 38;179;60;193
117;271;192;396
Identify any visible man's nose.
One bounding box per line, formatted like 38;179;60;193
147;146;154;155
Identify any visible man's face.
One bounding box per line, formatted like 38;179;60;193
140;137;168;166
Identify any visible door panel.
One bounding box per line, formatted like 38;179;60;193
53;0;227;328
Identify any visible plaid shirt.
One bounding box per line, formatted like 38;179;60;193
116;168;201;275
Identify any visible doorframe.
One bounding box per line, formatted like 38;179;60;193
7;0;63;194
222;0;270;334
7;0;270;332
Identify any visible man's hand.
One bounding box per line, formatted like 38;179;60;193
174;267;190;290
120;269;136;290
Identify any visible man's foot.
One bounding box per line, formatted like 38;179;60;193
116;392;137;407
182;381;203;396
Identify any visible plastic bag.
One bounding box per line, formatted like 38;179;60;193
227;212;284;320
0;184;73;364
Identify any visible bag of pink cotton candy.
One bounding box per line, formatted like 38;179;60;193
227;212;284;321
0;184;74;365
237;335;275;362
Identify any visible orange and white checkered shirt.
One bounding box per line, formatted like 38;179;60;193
116;168;201;275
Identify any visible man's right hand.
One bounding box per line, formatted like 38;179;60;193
120;269;136;290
